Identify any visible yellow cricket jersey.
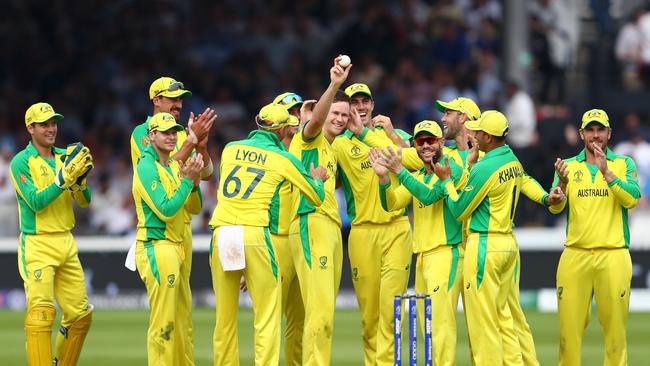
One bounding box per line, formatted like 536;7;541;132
549;148;640;249
289;127;341;227
379;157;465;252
133;145;194;243
332;129;409;225
9;142;91;234
443;145;524;234
211;130;325;228
131;117;201;223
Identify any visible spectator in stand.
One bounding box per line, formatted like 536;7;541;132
614;125;650;208
0;143;18;236
504;79;540;226
615;9;646;90
504;80;537;154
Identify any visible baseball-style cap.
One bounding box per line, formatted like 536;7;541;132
256;103;291;130
413;120;443;138
344;83;373;99
435;97;481;121
149;77;192;100
581;108;610;129
25;102;64;126
273;92;303;110
465;110;509;137
148;113;184;132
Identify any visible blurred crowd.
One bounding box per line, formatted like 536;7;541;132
0;0;648;237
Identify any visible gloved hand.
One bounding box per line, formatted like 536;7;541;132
55;143;93;189
68;162;93;192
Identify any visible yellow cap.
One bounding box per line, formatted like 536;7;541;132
25;102;63;126
256;103;290;130
273;92;303;110
435;97;481;121
413;120;443;138
344;83;372;99
465;110;509;137
148;113;184;132
581;108;610;129
287;115;300;127
149;77;192;100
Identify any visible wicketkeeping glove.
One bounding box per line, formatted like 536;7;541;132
55;143;93;189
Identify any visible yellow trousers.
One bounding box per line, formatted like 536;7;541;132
414;245;462;366
135;239;185;366
289;213;342;366
211;226;282;366
19;232;92;365
19;232;91;327
557;247;631;366
500;251;539;366
348;217;412;366
463;232;522;365
272;233;304;366
176;224;194;365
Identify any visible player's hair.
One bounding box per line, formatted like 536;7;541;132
333;90;350;104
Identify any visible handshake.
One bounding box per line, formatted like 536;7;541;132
55;143;94;191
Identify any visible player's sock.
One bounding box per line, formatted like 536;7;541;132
25;305;56;366
54;304;93;366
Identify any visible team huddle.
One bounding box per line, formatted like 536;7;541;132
10;55;641;366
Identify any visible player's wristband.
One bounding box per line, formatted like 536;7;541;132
200;159;214;179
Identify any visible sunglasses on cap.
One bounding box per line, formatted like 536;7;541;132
414;136;440;146
154;81;186;97
279;94;303;105
255;115;289;129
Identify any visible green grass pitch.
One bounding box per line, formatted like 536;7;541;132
1;309;649;365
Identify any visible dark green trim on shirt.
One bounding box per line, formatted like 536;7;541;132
299;215;312;269
338;166;356;221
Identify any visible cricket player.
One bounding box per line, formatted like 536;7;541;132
287;56;350;366
11;102;94;365
329;83;413;365
133;112;205;366
130;76;215;365
269;103;304;365
211;103;328;366
550;108;640;366
438;97;549;365
274;92;303;119
274;91;317;128
434;110;540;365
370;121;466;366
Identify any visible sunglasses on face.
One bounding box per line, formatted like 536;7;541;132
414;136;439;146
280;94;303;105
155;81;185;97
